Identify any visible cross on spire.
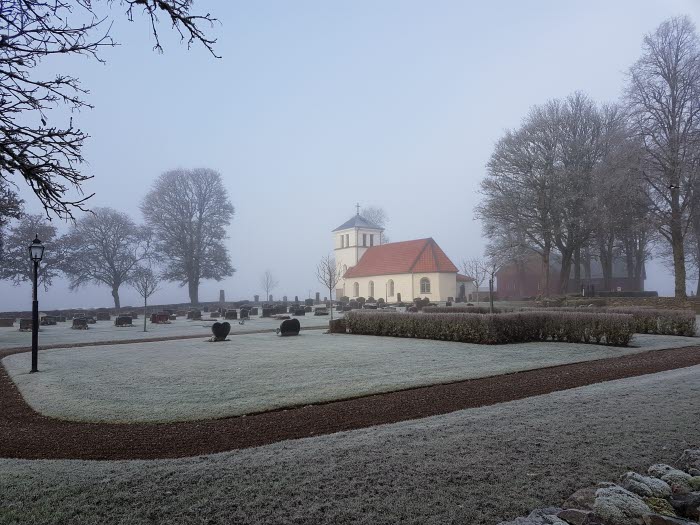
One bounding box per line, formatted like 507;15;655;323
355;203;360;216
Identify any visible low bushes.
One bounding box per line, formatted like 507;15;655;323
423;305;508;314
523;306;696;337
345;310;634;346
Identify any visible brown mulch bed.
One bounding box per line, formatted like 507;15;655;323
1;345;699;461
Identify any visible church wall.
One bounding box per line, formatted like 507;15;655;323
340;272;457;302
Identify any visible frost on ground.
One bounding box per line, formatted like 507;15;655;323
0;316;330;350
1;365;699;525
3;331;697;422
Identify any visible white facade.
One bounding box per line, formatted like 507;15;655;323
339;272;458;302
334;226;383;278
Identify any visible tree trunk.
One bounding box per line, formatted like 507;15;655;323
111;286;121;310
558;249;574;295
542;246;551;297
573;247;581;293
188;280;199;305
599;238;614;292
143;297;147;332
671;223;687;299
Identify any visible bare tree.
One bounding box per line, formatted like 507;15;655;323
461;258;486;302
360;206;390;243
63;207;150;309
316;254;341;320
0;181;23;251
141;168;235;305
0;1;219;219
0;214;65;290
626;16;700;298
260;270;278;302
131;265;160;332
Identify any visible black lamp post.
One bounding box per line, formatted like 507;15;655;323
29;234;45;373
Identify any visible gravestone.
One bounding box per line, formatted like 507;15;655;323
261;308;273;318
211;321;231;341
169;314;177;321
278;318;300;336
210;311;221;318
240;309;250;320
187;309;202;320
304;306;312;312
86;317;96;324
224;309;238;320
294;296;299;302
219;289;225;303
305;299;314;306
151;312;170;324
72;318;88;330
293;308;305;316
250;307;259;316
315;292;320;304
269;294;273;302
254;295;259;303
0;318;14;327
283;296;288;303
115;315;132;327
19;319;32;331
396;293;401;302
314;308;328;316
40;316;57;326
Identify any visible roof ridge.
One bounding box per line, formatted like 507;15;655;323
408;238;432;273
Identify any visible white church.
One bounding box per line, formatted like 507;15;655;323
333;212;472;302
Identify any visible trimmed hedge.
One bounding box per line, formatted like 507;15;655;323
423;305;508;314
345;310;634;346
522;306;696;337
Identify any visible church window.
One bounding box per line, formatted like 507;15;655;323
368;281;374;298
340;235;344;248
370;234;374;246
346;234;350;246
388;279;394;297
353;282;359;297
363;233;367;246
420;277;431;294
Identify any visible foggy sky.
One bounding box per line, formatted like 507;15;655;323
3;0;700;310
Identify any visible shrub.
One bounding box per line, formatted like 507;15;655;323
339;296;349;304
424;305;507;314
345;310;634;346
377;298;385;304
366;296;376;303
522;306;696;336
357;297;366;306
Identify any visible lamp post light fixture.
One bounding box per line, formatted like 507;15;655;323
28;234;45;373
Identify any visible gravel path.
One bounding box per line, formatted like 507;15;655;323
1;364;699;525
3;331;697;422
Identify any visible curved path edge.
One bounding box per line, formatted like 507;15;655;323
1;345;699;461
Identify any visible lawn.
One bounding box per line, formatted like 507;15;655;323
2;330;698;423
1;364;698;525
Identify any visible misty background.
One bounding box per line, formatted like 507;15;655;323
3;0;699;310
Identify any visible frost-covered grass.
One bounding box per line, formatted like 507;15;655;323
0;316;331;350
1;365;699;525
2;331;698;423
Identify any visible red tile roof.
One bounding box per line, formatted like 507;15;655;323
457;273;474;282
344;238;459;278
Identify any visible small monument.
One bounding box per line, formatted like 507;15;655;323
211;321;231;341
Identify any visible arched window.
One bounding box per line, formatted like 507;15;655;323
368;281;374;298
353;282;359;297
420;277;431;294
388;279;395;297
342;264;347;276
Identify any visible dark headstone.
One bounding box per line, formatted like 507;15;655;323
261;308;273;318
224;309;238;320
0;318;14;327
250;307;259;316
240;309;250;320
71;318;88;330
293;308;306;316
314;308;328;316
40;316;57;326
211;321;231;341
150;312;170;324
305;298;314;306
279;318;300;336
169;315;177;321
19;318;32;331
304;306;312;312
115;315;132;327
396;293;401;302
315;292;320;303
254;295;260;303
